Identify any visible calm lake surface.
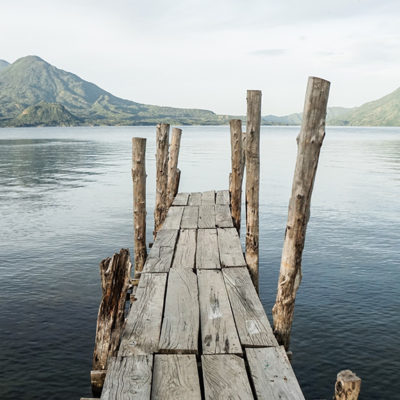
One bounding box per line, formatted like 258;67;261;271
0;126;399;399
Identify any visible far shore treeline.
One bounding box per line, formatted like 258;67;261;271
1;56;400;128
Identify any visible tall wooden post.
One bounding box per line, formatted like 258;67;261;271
245;90;261;292
230;119;244;233
131;137;147;275
334;370;361;400
167;127;182;207
154;123;170;236
272;77;330;350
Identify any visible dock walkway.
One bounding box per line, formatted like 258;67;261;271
100;190;305;399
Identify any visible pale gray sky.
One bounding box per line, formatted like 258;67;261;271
1;0;400;114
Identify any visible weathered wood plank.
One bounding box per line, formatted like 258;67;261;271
159;269;199;354
119;273;167;356
100;355;153;400
223;268;278;347
161;206;184;230
246;346;305;400
172;192;189;206
215;204;234;228
142;229;178;273
217;228;246;268
181;206;198;229
151;355;202;400
172;229;196;270
188;192;202;206
216;190;230;205
202;355;253;399
197;269;242;354
196;229;220;269
201;190;215;205
198;205;216;229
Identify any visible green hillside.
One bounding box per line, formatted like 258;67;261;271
0;56;227;127
0;60;9;71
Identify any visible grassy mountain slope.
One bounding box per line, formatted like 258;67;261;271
0;56;226;126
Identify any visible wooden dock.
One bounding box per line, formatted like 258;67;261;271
99;190;305;399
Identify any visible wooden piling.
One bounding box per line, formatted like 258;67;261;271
334;370;361;400
154;123;170;236
272;76;330;350
167;127;182;208
229;119;244;233
91;249;132;396
132;138;147;275
245;90;261;292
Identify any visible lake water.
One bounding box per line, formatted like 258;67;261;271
0;126;399;399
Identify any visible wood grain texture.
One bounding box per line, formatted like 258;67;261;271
202;355;253;399
142;229;178;273
181;206;199;229
245;90;261;292
217;228;246;267
159;269;199;353
201;190;215;205
196;229;220;269
246;347;305;400
167;128;182;208
197;269;242;354
223;268;278;347
216;190;230;205
215;204;234;228
172;193;189;206
101;355;153;400
131;138;147;274
272;77;330;350
198;205;216;229
119;273;167;356
161;206;184;230
172;229;196;269
188;192;202;206
334;370;361;400
229;120;244;233
154;123;170;236
151;355;202;400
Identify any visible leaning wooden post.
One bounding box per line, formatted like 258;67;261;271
91;249;132;396
154;123;170;236
245;90;261;292
131;137;147;276
167;127;182;207
272;77;330;350
334;370;361;400
230;119;244;233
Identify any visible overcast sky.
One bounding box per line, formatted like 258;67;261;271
1;0;400;115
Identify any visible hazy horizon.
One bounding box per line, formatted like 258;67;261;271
1;0;400;115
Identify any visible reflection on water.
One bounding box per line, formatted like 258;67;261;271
0;126;399;399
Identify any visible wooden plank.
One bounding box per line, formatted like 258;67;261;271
215;204;234;228
159;269;199;354
246;347;305;400
197;269;242;354
201;190;215;205
216;190;230;205
161;206;184;230
101;355;153;400
172;229;196;270
217;228;246;268
198;205;216;229
172;192;189;206
119;273;167;356
151;355;202;400
142;229;178;273
202;355;253;399
181;206;198;229
188;192;202;206
196;229;220;269
223;268;278;347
